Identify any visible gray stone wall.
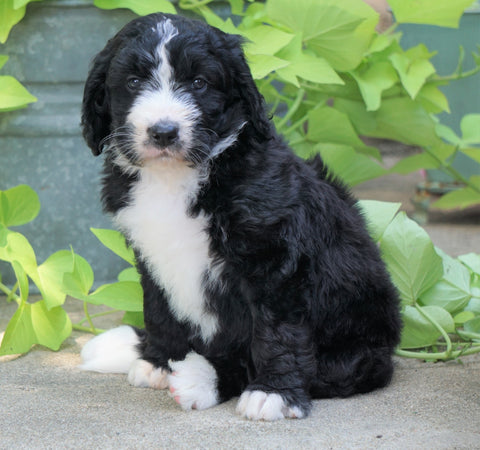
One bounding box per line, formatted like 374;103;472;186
0;1;136;285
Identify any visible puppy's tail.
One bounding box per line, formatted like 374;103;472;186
79;325;144;373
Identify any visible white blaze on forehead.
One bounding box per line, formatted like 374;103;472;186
126;19;200;157
156;19;178;86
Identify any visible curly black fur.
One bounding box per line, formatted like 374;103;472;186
81;13;401;418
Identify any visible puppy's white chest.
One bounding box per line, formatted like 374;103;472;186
114;163;218;340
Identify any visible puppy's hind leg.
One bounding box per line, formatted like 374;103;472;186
80;325;169;389
310;345;395;399
80;325;141;373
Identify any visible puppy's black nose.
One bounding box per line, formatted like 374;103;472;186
148;121;179;147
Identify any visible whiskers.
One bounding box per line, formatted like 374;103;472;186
102;122;245;177
184;127;217;166
101;126;142;175
187;123;246;167
99;125;132;149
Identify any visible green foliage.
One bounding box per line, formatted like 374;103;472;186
2;0;479;201
390;113;480;210
0;1;37;111
428;115;480;209
359;202;480;360
164;0;480;203
1;0;28;44
93;0;176;15
0;186;72;355
0;56;37;112
90;227;136;266
0;186;143;356
380;212;444;304
387;0;475;28
0;183;40;227
1;184;479;361
1;0;480;361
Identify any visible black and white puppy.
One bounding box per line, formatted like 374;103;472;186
80;13;401;420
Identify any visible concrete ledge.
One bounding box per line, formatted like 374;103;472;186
1;300;479;449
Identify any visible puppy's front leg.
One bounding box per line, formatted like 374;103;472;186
127;311;190;390
237;306;316;421
129;274;191;389
168;345;251;411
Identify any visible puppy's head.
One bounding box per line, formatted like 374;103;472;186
81;13;271;169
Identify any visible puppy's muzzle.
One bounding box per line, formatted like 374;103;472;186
148;121;179;148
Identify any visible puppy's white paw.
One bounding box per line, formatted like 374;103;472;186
236;391;305;421
168;352;219;410
128;359;169;389
80;326;140;373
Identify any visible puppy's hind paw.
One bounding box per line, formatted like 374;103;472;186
79;326;140;374
236;391;305;421
128;359;169;389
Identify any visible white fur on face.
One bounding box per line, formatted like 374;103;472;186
127;89;200;162
155;19;178;85
112;19;226;341
114;161;220;341
126;20;200;163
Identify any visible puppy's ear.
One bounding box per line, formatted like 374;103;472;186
81;45;114;156
224;34;272;140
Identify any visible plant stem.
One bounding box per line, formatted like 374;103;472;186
284;114;309;136
77;309;119;326
83;301;97;334
178;0;213;10
277;88;305;130
0;281;20;305
7;282;19;303
270;96;282;117
457;330;480;341
289;136;308;147
415;302;453;358
72;324;106;335
395;344;480;361
423;145;480;194
434;65;480;82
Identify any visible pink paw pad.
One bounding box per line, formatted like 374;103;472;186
167;352;219;411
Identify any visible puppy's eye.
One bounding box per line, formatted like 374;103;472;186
127;77;142;91
192;78;207;91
